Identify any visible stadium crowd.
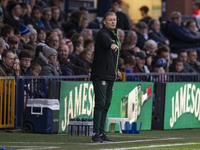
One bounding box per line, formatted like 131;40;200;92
0;0;200;78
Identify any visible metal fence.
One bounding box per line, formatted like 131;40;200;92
125;73;200;82
0;77;15;128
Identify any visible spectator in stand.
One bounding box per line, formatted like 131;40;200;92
79;15;89;31
30;62;42;76
71;33;84;44
110;0;130;30
0;38;6;60
61;10;82;38
148;19;169;45
133;51;150;73
41;8;52;31
175;59;185;73
152;45;170;72
84;39;95;53
31;6;45;28
49;0;67;21
1;24;14;48
122;31;137;51
50;6;61;29
23;25;37;58
35;0;47;10
165;11;199;51
143;39;158;57
170;49;196;72
8;35;20;57
79;48;93;75
57;44;74;76
0;50;14;76
36;27;46;43
12;57;20;76
185;20;200;39
46;31;59;49
117;28;125;46
28;0;36;9
19;24;31;44
80;29;93;42
66;39;74;55
39;45;60;76
4;1;23;28
193;1;200;16
88;15;103;29
20;3;32;26
18;50;32;76
121;55;135;73
0;0;8;22
71;40;84;57
139;6;152;24
135;21;149;49
187;49;200;72
53;28;63;40
79;7;89;17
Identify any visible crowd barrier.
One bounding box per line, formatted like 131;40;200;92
0;77;15;128
1;73;200;130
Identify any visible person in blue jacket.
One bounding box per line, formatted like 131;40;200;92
91;11;122;143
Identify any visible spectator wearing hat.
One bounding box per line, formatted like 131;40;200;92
4;2;23;28
165;11;200;51
20;24;30;43
135;21;149;49
66;39;74;55
153;58;168;82
0;50;14;76
18;50;32;76
8;35;20;57
36;45;60;76
133;51;150;73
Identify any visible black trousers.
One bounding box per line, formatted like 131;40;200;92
92;79;114;134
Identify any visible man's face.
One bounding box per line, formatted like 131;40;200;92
13;4;22;17
8;41;19;52
111;2;120;12
48;35;59;49
103;14;117;30
188;51;197;64
52;9;60;21
160;51;169;60
179;52;187;62
58;45;69;57
20;57;32;69
3;52;14;67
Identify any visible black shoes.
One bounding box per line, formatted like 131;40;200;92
92;133;103;143
92;133;114;143
100;133;114;142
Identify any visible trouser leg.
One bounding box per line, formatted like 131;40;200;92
92;79;107;134
100;81;114;134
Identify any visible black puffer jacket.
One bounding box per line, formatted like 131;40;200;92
91;27;120;81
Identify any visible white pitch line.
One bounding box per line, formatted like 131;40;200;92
100;142;200;150
1;146;60;150
0;142;65;145
89;137;182;145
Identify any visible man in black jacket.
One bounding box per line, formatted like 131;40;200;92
91;11;122;143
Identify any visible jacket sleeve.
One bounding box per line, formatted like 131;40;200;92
98;31;115;50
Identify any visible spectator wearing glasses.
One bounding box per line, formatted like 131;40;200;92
18;50;32;76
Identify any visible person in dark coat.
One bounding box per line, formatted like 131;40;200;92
165;11;200;50
0;50;14;76
110;0;131;30
148;19;169;45
91;12;122;143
